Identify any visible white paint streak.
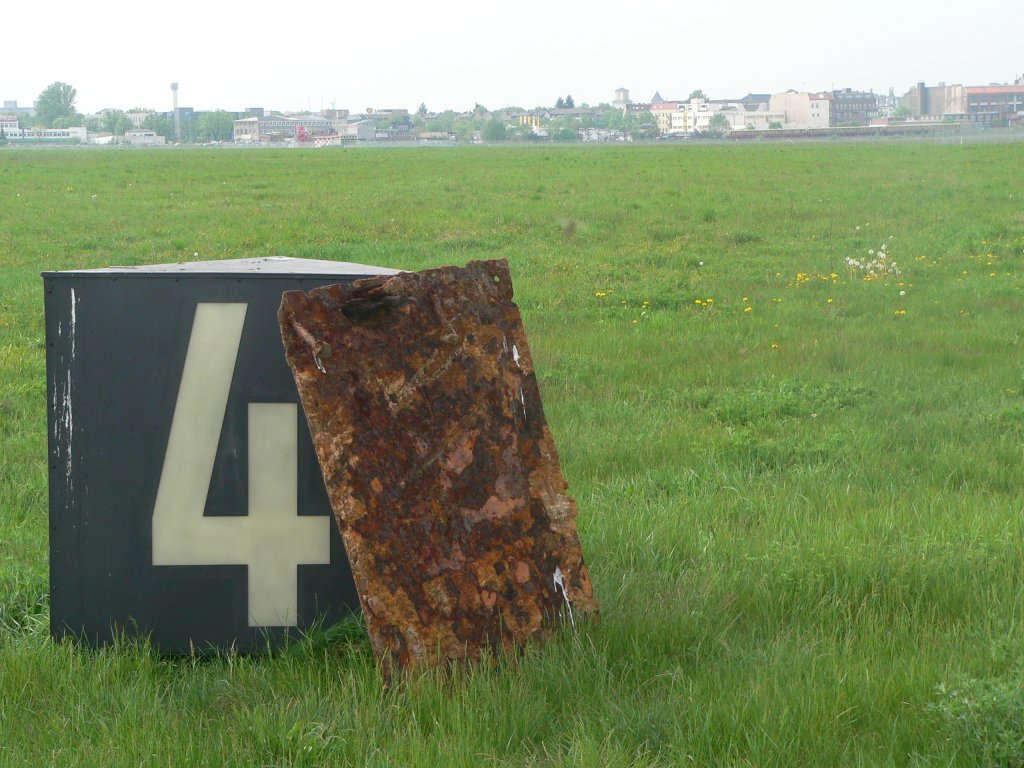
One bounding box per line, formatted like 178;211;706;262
512;344;520;367
70;288;76;361
64;289;77;490
553;566;576;631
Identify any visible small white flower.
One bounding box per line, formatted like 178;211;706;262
869;249;875;255
899;290;906;296
193;252;199;257
698;261;704;267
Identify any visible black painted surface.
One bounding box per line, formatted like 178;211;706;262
43;260;380;652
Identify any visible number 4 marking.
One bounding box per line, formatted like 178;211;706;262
152;303;330;627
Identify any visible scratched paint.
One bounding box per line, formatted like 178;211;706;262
53;289;78;491
280;259;598;671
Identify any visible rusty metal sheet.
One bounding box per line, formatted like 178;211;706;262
279;259;597;670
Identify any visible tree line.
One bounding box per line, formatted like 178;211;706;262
16;82;236;141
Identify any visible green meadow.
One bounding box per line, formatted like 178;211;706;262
2;140;1024;766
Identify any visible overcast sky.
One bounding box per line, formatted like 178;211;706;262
6;0;1021;115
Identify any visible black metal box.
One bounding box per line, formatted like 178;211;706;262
43;257;397;652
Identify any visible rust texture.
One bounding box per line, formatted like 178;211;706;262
279;259;597;670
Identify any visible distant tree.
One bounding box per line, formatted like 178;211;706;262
482;118;507;141
548;116;579;142
425;110;457;133
417;102;428;118
631;111;657;140
606;108;638;140
706;112;731;137
52;114;84;129
142;114;175;139
510;122;539;142
565;94;575;109
555;97;566;109
198;110;235;141
768;121;783;129
179;114;200;142
35;82;77;127
894;105;911;118
473;103;489;115
688;89;707;101
101;109;128;135
0;128;6;145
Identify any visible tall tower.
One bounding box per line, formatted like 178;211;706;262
171;83;180;140
613;87;632;113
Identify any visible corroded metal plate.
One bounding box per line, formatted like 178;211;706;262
279;259;597;670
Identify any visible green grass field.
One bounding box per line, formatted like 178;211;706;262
2;141;1024;766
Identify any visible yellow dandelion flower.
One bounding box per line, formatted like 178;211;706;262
595;291;606;297
770;343;780;350
706;298;714;304
694;299;703;305
632;319;638;325
827;298;833;304
744;306;753;313
742;296;749;303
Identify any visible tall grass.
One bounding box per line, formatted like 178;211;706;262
2;141;1023;765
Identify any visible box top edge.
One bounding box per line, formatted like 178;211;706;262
42;256;402;278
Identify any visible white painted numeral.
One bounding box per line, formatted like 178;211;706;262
152;303;331;627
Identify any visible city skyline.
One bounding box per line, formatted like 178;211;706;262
6;0;1021;115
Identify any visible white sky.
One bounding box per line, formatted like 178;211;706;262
6;0;1021;115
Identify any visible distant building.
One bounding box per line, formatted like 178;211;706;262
232;113;333;142
965;85;1024;122
517;112;543;131
901;80;1024;124
2;100;34;116
124;129;166;146
514;107;600;135
651;97;785;135
126;112;154;129
900;82;967;117
828;88;878;126
649;101;682;133
736;93;772;109
3;125;87;143
613;87;631;112
769;91;832;129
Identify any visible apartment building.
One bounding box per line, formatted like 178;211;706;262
829;88;878;126
768;91;831;129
